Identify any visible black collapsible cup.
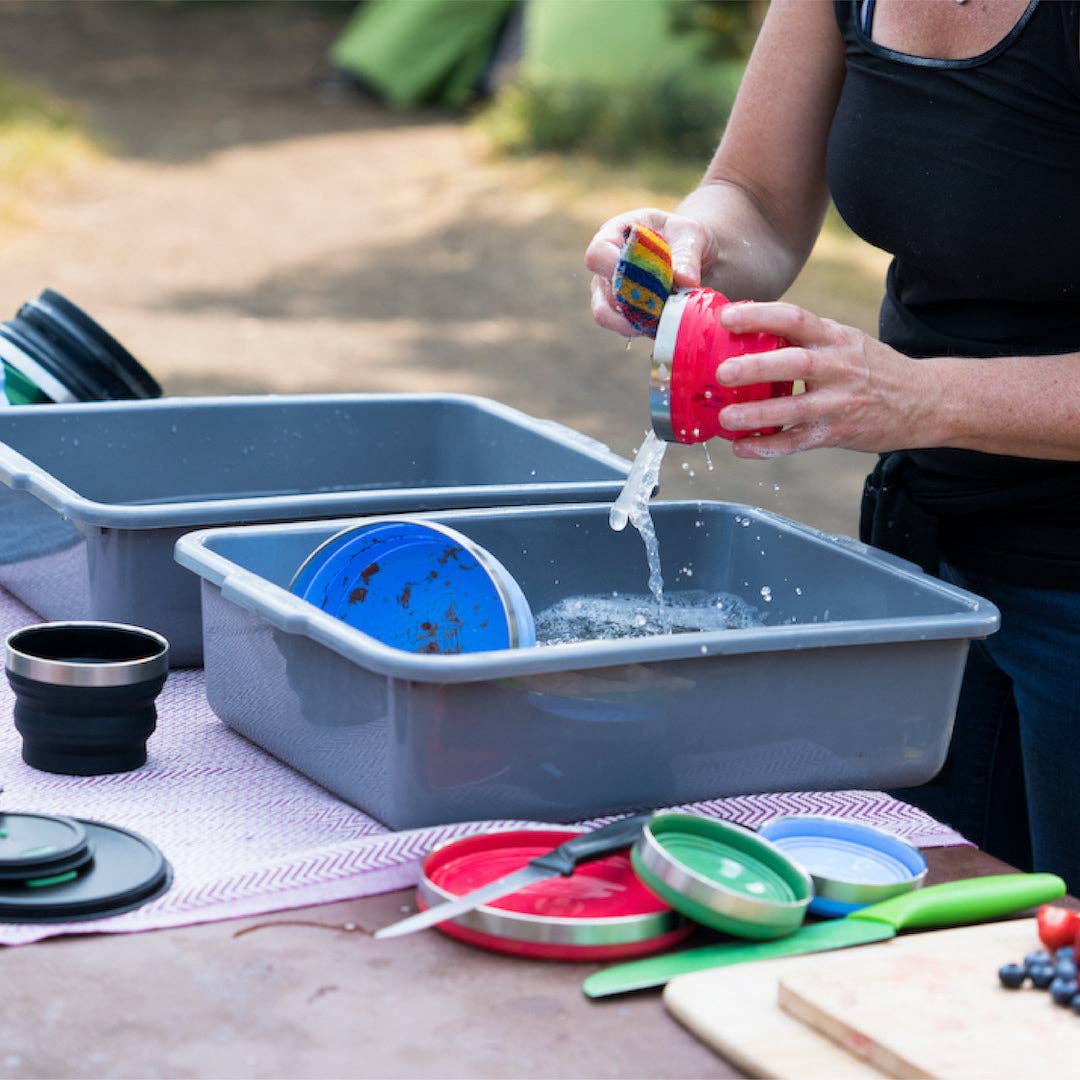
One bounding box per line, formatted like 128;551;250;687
0;288;161;404
5;622;169;775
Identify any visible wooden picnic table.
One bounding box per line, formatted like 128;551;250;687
0;844;1016;1078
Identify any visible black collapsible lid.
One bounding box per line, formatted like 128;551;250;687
10;289;161;401
0;812;91;882
0;819;171;922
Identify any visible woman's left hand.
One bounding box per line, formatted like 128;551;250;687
714;301;942;458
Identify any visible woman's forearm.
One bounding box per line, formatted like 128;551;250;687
928;352;1080;460
675;177;826;303
709;301;1080;461
674;0;844;303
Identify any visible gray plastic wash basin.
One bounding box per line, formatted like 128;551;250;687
174;501;999;828
0;394;629;665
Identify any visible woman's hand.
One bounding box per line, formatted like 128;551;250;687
713;301;942;458
585;208;717;337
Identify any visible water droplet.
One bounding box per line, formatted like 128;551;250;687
760;586;772;602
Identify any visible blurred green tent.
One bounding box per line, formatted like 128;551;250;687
330;0;747;112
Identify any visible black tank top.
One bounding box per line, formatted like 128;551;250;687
827;0;1080;586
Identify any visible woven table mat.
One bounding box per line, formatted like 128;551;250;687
0;587;968;946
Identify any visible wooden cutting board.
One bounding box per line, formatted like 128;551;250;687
664;919;1071;1079
778;919;1080;1078
664;947;889;1078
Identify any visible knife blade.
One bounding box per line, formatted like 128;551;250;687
582;872;1065;998
375;812;652;940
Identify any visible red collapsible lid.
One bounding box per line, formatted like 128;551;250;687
417;828;692;961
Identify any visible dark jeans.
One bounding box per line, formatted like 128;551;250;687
892;565;1080;893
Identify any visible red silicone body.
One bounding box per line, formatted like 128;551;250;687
668;288;792;444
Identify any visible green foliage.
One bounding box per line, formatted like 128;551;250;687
668;0;768;61
0;69;98;189
477;63;743;164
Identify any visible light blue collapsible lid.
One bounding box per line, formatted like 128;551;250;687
758;816;927;918
290;517;535;654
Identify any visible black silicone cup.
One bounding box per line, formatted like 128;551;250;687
9;672;166;775
4;289;161;401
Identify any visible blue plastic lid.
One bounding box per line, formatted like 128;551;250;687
289;518;535;654
758;816;927;918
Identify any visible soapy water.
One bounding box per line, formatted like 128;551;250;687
535;591;764;645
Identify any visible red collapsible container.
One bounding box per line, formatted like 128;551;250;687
650;287;792;444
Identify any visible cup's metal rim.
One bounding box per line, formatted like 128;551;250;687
634;814;813;930
288;516;531;650
416;872;684;947
758;815;929;904
0;326;76;404
416;828;685;946
649;288;693;443
5;621;170;687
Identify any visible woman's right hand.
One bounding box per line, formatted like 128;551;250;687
584;208;716;337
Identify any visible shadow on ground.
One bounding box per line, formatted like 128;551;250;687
0;0;883;537
0;0;396;164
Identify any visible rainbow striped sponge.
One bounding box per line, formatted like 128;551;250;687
611;224;674;337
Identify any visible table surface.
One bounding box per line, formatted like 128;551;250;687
0;846;1019;1079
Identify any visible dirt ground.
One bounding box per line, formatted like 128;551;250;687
0;1;890;536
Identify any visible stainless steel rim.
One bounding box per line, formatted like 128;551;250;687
649;288;690;443
761;815;927;905
634;820;811;930
5;622;170;687
288;516;526;648
0;332;77;404
417;869;683;947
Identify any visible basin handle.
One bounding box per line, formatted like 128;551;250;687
219;570;312;636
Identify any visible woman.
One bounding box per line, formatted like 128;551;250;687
586;0;1080;890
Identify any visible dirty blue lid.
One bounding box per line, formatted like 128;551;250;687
758;816;927;917
289;518;535;654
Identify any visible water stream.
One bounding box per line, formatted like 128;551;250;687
608;429;668;607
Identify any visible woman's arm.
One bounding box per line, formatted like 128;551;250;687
711;301;1080;462
678;0;846;300
585;0;846;333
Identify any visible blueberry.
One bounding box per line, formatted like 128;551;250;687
1025;949;1053;970
1071;994;1080;1015
1030;963;1056;989
1057;946;1076;962
1057;959;1078;981
999;963;1027;989
1051;978;1079;1005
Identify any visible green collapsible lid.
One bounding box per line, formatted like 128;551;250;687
631;813;812;940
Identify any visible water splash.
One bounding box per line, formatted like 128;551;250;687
609;430;667;606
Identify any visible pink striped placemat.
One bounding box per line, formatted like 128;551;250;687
0;587;968;946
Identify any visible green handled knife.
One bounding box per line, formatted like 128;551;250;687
583;872;1065;998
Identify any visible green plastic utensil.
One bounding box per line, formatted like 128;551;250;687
582;872;1065;998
